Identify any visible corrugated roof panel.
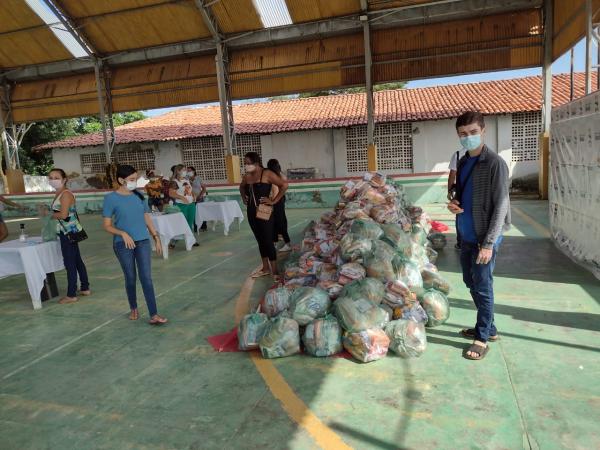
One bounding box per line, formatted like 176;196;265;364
0;0;45;32
552;0;600;60
211;0;263;33
285;0;360;23
59;0;210;53
0;28;72;68
368;0;439;11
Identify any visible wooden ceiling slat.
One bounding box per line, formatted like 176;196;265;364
285;0;361;23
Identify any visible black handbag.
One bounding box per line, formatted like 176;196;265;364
58;212;88;244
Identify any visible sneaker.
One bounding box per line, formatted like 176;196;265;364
279;243;292;253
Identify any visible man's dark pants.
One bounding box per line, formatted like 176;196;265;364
460;242;498;342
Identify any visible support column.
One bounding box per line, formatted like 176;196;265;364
539;0;553;200
361;10;377;172
586;0;593;94
216;43;240;183
94;61;115;160
0;83;25;193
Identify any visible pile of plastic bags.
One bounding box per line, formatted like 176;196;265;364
238;172;451;362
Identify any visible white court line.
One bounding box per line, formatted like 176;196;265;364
2;219;307;380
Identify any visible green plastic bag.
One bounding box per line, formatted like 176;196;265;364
351;219;383;240
259;317;300;359
411;224;429;246
381;224;413;254
392;257;423;289
289;287;331;326
340;233;372;262
385;319;427;358
365;255;396;283
41;216;58;242
370;239;397;261
340;278;385;305
419;289;450;327
238;313;269;350
334;296;389;332
302;316;343;357
163;204;181;214
421;269;450;295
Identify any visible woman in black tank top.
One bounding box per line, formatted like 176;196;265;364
240;152;288;280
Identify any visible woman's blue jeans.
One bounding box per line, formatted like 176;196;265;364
113;239;158;316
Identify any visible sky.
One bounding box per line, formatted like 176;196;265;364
144;39;592;118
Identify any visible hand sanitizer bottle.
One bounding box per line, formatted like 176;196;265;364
19;223;27;242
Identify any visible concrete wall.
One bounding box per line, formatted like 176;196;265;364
260;129;335;178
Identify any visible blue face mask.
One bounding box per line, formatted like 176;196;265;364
460;134;482;151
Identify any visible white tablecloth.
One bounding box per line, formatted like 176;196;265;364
0;237;64;310
151;212;196;259
196;201;244;236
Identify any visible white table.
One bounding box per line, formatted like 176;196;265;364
150;212;197;259
196;201;244;236
0;237;64;310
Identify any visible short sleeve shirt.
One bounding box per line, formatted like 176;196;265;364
102;191;150;243
449;149;467;171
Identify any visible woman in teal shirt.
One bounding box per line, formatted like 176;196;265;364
103;165;167;325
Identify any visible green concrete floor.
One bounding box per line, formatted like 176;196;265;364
0;200;599;450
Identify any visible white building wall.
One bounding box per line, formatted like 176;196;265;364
155;140;182;176
333;128;347;177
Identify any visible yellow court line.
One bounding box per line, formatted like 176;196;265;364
235;272;353;450
512;206;551;238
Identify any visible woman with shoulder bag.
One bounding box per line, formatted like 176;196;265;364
239;152;288;280
102;165;167;325
49;168;90;304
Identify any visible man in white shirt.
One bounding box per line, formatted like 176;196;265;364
448;148;467;249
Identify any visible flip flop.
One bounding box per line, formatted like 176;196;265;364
149;315;168;325
251;270;270;279
460;328;499;341
463;343;490;360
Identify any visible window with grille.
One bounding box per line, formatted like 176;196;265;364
512;111;542;162
80;152;107;174
181;136;227;182
113;147;156;171
181;134;263;183
234;134;263;171
345;122;413;174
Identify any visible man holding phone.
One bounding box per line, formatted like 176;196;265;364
448;111;511;361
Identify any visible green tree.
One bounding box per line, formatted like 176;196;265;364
298;81;406;98
75;111;146;134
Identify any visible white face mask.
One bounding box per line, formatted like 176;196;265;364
49;179;64;190
126;181;137;191
245;164;257;173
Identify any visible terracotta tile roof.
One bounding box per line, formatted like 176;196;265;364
36;73;597;150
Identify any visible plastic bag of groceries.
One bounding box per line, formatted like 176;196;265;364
411;224;429;246
314;239;339;258
261;287;292;318
341;202;370;220
289;287;331;326
381;224;413;253
425;246;439;264
338;262;366;285
259;317;300;359
382;280;414;308
410;244;430;269
334;296;389;332
371;239;397;261
302;316;343;357
361;188;387;206
421;269;450;295
340;233;373;262
343;328;390;363
385;319;427;358
301;238;316;253
340;180;357;201
393;257;423;289
370;205;400;224
351;219;383;240
317;280;344;300
286;275;318;288
365;255;396;283
363;171;387;188
340;278;385;305
419;289;450;327
392;302;428;323
317;263;339;282
428;232;447;250
238;313;270;350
